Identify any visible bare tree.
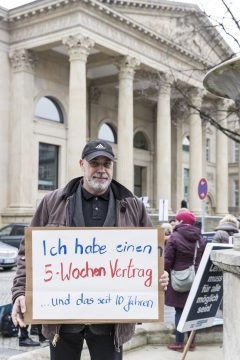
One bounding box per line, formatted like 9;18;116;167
169;0;240;142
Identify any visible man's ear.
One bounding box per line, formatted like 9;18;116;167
79;159;84;168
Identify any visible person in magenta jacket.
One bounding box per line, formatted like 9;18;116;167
164;209;205;352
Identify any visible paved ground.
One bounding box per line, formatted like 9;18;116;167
1;344;224;360
0;268;14;305
0;337;48;360
125;344;223;360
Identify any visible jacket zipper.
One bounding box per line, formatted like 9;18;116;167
66;197;70;227
52;325;61;347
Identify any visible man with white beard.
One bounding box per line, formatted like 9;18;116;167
12;139;169;360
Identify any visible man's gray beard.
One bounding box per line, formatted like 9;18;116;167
87;177;110;193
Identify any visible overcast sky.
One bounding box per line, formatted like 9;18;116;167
0;0;37;8
0;0;238;11
0;0;239;52
0;0;239;20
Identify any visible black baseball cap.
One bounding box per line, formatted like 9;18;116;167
81;139;115;161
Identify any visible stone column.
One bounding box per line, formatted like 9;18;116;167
156;73;173;211
8;49;37;213
173;100;188;213
117;56;140;191
0;45;10;223
189;87;203;214
215;99;229;215
63;35;94;180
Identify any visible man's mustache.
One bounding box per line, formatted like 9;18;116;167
93;172;109;179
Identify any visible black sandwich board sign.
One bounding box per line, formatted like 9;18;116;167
177;243;232;332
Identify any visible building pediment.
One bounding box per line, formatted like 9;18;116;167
104;0;233;65
2;0;232;68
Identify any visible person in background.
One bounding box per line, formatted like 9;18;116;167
169;218;176;230
194;220;202;232
161;223;173;243
19;325;40;347
165;209;205;352
30;324;47;343
213;214;239;243
180;200;188;209
212;215;238;312
11;139;169;360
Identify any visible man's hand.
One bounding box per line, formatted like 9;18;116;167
159;270;169;291
12;295;26;327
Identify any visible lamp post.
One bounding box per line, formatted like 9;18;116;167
203;56;240;105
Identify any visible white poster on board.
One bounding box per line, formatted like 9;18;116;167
159;199;168;221
25;228;164;323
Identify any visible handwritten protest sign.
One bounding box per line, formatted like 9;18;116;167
25;227;164;323
177;243;232;332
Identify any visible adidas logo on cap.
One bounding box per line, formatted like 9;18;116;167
96;144;106;149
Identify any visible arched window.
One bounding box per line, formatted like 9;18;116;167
35;96;63;123
134;132;149;150
98;123;116;143
182;136;190;152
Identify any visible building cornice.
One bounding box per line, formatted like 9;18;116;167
1;0;233;66
99;0;199;12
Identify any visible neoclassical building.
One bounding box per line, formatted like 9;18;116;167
0;0;238;226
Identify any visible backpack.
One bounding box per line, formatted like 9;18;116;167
1;313;19;337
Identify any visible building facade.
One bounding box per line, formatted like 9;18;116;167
0;0;238;226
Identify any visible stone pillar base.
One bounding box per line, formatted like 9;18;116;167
2;207;34;225
211;249;240;360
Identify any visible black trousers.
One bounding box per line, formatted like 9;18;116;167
19;325;29;340
50;326;122;360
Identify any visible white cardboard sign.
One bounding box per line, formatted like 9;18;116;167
158;199;168;221
25;227;164;323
